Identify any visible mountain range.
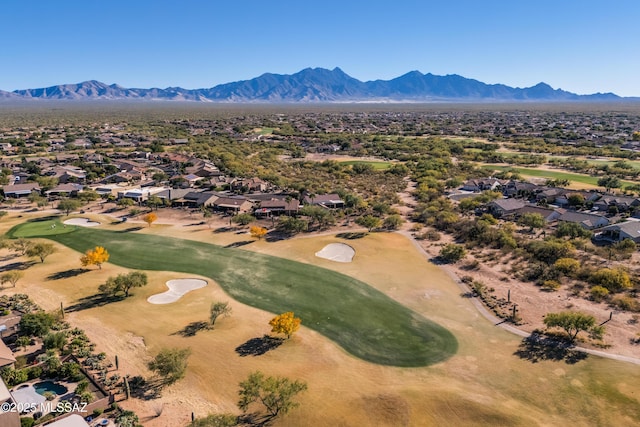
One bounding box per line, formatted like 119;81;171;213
0;68;623;102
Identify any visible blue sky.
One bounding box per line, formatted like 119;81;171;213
1;1;639;96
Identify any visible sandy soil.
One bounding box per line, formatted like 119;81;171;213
63;218;101;227
315;243;355;262
393;177;640;359
147;279;208;304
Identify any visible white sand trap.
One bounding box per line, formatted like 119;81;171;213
147;278;208;304
315;243;355;263
63;217;101;227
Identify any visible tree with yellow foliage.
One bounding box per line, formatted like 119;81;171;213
250;225;268;240
143;212;158;227
269;312;301;339
80;246;110;270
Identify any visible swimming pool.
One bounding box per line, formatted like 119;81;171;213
33;381;68;396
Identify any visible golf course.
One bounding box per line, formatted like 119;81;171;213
7;217;457;367
5;214;640;426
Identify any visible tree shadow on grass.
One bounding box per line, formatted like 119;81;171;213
235;335;284;357
0;254;19;262
336;232;367;240
213;226;234;233
25;215;59;223
46;268;90;281
239;412;277;427
514;332;588;364
224;240;253;249
172;321;210;337
65;293;124;312
115;226;144;233
0;261;36;273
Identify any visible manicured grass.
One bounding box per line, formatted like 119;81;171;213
8;218;457;367
253;127;274;135
340;160;392;170
481;165;638;187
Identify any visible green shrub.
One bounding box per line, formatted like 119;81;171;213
20;417;35;427
439;244;466;263
590;268;632;292
27;366;42;380
590;286;610;302
553;257;580;276
527;239;575;264
541;280;561;291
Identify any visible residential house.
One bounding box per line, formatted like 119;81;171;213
83;153;104;164
303;194;345;209
316;144;341;153
2;183;40;198
596;220;640;243
535;187;567;204
155;188;192;205
231;177;270;193
45;183;84;198
54;154;80;164
194;192;220;208
71;139;91;149
503;181;540;199
0;377;19;427
487;198;526;217
183;174;204;187
0;341;16;369
118;187;167;203
254;198;300;217
44;414;91;427
213;196;253;213
92;184;133;197
554;191;600;207
513;205;560;222
185;160;222;177
556;210;609;229
48;166;87;184
461;178;503;192
593;195;640;213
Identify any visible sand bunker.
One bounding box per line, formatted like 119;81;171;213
315;243;355;263
147;278;208;304
63;217;101;227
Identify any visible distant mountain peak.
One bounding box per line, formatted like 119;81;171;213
4;69;623;103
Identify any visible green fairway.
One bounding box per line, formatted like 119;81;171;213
481;165;638;187
8;218;457;367
340;160;392;170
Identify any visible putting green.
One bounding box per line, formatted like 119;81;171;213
8;218;457;367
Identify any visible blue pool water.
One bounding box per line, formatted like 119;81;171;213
33;381;68;396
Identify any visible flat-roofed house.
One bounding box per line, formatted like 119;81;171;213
304;194;345;209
